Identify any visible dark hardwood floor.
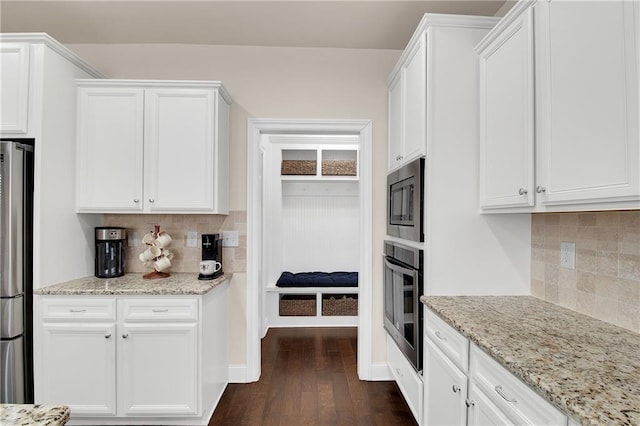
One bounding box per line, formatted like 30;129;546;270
209;327;417;426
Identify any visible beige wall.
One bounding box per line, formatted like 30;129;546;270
531;211;640;333
70;43;401;366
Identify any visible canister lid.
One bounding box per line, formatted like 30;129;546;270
95;227;126;241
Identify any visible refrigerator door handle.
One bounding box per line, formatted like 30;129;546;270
1;142;25;298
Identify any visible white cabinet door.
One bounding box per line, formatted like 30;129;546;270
424;338;468;426
144;88;216;212
402;33;426;166
478;8;535;209
0;43;30;134
41;323;117;416
118;322;199;416
535;0;639;206
388;73;403;172
467;383;514;426
76;87;144;212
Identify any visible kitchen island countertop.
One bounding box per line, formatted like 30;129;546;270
421;295;640;425
0;404;70;426
33;272;232;296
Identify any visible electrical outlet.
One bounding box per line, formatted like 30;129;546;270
186;231;198;248
128;231;138;247
222;230;239;247
560;242;576;269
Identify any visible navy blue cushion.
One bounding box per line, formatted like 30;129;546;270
276;271;358;288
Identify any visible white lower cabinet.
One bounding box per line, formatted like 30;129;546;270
35;286;228;425
387;336;423;424
424;308;569;426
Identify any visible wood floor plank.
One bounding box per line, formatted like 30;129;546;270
209;327;417;426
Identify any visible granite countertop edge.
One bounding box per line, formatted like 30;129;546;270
420;295;640;426
0;404;70;426
34;272;233;296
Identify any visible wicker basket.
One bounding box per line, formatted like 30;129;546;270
281;160;317;175
322;160;357;176
279;295;316;316
322;295;358;316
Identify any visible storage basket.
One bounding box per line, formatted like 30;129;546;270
322;160;357;176
279;295;316;316
281;160;317;175
322;295;358;316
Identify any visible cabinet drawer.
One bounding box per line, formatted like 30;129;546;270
387;337;423;423
120;298;198;322
470;344;566;425
425;309;469;372
41;298;116;322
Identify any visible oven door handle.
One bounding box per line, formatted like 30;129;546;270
384;256;416;276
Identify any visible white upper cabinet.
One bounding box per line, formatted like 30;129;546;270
0;43;30;134
387;34;427;172
535;0;639;206
76;87;145;212
76;80;232;214
477;0;640;212
478;8;535;209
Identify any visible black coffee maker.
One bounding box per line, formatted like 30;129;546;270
95;227;126;278
198;233;222;280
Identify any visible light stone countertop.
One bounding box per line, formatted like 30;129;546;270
33;273;232;296
0;404;70;426
421;295;640;426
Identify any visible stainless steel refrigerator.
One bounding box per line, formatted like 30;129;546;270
0;140;34;403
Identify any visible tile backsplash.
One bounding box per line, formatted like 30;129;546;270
103;211;247;274
531;211;640;333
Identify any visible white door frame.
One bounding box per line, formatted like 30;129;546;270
246;118;373;382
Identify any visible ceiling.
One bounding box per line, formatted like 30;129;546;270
0;1;508;49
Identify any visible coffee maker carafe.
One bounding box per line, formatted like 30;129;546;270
95;227;126;278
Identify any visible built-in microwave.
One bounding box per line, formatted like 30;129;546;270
387;157;424;242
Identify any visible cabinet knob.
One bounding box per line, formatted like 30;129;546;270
148;199;155;203
452;385;461;393
105;333;111;339
122;333;129;339
536;186;546;194
465;398;475;408
133;199;140;203
518;188;528;196
395;368;402;377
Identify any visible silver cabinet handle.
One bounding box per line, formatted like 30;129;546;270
133;199;140;203
122;333;129;339
518;188;528;195
434;330;447;341
536;186;546;193
152;309;169;313
148;199;155;203
395;368;403;377
69;309;86;313
452;385;461;393
465;398;475;408
495;385;517;403
105;333;111;339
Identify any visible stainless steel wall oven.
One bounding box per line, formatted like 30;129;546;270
383;240;424;372
387;157;424;242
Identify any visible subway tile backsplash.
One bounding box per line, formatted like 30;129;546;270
103;211;247;274
531;211;640;333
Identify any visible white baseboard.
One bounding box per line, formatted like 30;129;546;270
228;364;248;383
370;362;393;381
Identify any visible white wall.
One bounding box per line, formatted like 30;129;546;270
67;43;400;365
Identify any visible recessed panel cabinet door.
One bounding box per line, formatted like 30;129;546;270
144;89;215;212
402;34;427;165
535;0;639;205
424;338;468;426
76;88;144;212
41;323;117;416
0;43;30;134
118;322;199;416
388;73;403;172
478;8;535;209
467;383;514;426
